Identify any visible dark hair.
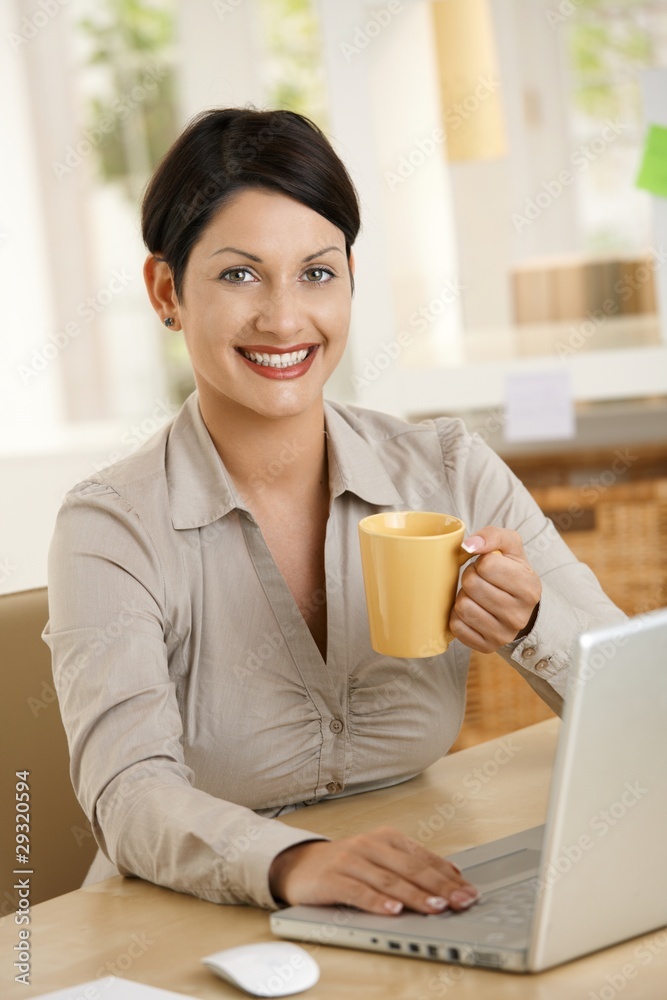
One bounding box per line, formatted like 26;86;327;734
141;107;361;301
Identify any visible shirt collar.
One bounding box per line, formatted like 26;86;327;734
167;392;404;530
323;400;405;506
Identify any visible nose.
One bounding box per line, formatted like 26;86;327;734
253;283;305;341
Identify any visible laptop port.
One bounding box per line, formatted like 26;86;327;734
473;949;503;967
408;943;420;953
427;945;439;958
388;941;401;950
447;947;460;962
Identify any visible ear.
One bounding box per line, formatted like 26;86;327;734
143;254;182;329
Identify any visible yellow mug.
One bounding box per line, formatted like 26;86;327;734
358;511;471;658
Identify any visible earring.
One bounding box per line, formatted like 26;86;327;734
164;317;175;328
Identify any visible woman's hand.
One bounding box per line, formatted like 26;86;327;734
269;826;479;915
449;527;541;653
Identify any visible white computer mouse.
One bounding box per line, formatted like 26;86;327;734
201;941;320;997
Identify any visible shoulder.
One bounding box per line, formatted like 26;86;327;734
325;399;468;448
61;408;181;515
325;399;477;473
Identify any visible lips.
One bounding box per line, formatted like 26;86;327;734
235;344;319;380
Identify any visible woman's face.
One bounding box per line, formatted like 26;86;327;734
176;187;354;422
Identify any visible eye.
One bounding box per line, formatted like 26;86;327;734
302;267;335;284
219;267;256;284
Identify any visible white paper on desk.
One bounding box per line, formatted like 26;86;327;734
32;976;195;1000
503;370;575;442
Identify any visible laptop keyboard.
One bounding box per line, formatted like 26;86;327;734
463;878;537;928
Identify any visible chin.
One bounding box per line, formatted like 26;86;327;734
236;387;322;421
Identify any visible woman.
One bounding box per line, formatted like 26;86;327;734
44;108;625;918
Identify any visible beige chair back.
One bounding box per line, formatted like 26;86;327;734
0;588;98;910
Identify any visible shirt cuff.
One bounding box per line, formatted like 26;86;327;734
505;582;582;699
234;820;330;910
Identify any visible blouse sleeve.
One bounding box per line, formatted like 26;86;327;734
43;482;326;908
436;420;627;709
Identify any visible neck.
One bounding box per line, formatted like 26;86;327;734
196;386;328;509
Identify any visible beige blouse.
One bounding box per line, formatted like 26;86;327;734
43;393;625;908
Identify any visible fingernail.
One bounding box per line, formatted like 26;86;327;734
426;896;449;911
450;889;479;907
384;900;403;914
462;535;484;553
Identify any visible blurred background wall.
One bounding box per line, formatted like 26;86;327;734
1;0;667;594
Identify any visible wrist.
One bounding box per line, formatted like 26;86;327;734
269;839;324;905
513;600;540;642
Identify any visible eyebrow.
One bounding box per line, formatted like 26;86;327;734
209;245;344;263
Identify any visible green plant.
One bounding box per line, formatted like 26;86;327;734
77;0;178;199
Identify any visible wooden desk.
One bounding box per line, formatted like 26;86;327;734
1;720;665;999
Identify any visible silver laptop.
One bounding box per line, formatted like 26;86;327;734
271;607;667;972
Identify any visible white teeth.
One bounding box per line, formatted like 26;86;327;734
240;348;310;368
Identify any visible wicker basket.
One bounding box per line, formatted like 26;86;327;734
451;448;667;751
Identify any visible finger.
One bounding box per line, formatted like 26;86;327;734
449;606;502;653
465;554;540;601
355;830;480;911
378;828;473;890
324;872;407;915
462;526;525;559
343;852;478;914
378;838;473;895
455;589;505;635
458;574;539;635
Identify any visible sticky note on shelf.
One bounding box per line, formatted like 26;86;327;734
636;123;667;198
503;370;575;443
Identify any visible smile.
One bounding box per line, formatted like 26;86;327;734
235;344;320;380
238;347;313;369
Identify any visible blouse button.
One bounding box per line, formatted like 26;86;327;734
326;781;342;794
522;646;537;659
330;719;344;734
535;659;549;672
